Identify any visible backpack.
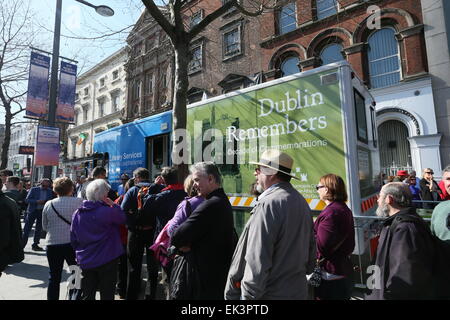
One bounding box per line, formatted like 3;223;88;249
134;186;156;227
390;214;450;299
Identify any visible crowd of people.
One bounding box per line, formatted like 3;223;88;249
0;154;449;300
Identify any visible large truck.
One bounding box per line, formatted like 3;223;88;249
94;61;381;286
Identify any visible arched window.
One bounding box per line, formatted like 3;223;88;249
280;56;300;77
320;43;344;65
367;28;401;89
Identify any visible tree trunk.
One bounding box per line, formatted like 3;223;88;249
172;40;190;182
1;107;12;170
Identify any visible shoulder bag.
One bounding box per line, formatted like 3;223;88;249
50;202;71;225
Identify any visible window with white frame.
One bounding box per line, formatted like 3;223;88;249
189;45;202;73
83;87;89;96
190;10;203;27
367;28;401;89
223;26;241;59
99;77;105;88
83;107;89;122
320;43;345;65
112;94;120;112
98;99;105;117
278;2;297;35
317;0;338;20
112;70;119;80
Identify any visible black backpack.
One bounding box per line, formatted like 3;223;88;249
390;214;450;299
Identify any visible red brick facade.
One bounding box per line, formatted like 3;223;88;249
184;0;427;94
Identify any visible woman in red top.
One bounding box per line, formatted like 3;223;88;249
314;174;355;300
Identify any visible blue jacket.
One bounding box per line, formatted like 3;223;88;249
25;187;55;213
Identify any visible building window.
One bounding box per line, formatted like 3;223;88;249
98;100;105;117
99;78;105;87
189;45;202;73
112;94;120;112
278;2;297;35
112;70;119;80
83;107;88;122
320;43;344;65
367;28;401;89
223;26;241;59
83;87;89;96
132;81;141;100
145;73;153;94
280;55;300;77
190;10;203;27
317;0;338;20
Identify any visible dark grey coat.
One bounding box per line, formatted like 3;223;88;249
366;208;435;300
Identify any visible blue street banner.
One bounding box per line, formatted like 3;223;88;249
25;52;50;120
57;61;77;123
35;126;60;166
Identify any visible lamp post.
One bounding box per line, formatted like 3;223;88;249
43;0;114;179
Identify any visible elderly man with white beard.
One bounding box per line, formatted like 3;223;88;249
366;182;436;300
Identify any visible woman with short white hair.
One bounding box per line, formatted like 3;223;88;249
70;179;126;300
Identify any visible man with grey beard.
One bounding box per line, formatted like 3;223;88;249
366;182;435;299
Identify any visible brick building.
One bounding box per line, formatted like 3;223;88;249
123;8;174;123
182;0;443;176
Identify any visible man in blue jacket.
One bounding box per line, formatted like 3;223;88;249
22;178;55;251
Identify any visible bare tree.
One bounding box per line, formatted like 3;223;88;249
0;1;38;169
141;0;276;178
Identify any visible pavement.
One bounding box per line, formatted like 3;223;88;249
0;221;364;300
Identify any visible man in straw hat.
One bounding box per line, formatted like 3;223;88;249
225;149;316;300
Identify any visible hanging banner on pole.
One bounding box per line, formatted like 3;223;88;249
35;126;60;166
25;52;50;120
56;61;77;123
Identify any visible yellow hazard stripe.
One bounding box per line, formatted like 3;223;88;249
228;196;326;210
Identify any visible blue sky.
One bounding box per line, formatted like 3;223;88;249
28;0;146;74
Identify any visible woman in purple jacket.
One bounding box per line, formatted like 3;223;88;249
314;174;355;300
70;179;126;300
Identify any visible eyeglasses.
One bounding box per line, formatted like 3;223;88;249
316;185;325;191
425;171;434;174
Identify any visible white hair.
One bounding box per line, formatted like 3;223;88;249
86;179;110;201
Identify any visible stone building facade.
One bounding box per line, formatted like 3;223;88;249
63;48;127;178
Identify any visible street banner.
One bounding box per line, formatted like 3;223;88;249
19;146;35;155
35;126;60;166
25;52;50;120
56;61;77;123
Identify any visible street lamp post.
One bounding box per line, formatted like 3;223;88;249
43;0;114;179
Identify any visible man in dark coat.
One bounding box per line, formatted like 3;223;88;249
172;162;235;300
0;180;24;276
366;182;435;300
121;167;165;300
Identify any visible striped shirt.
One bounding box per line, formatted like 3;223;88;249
42;196;83;246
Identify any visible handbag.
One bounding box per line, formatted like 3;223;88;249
50;202;71;225
308;234;349;288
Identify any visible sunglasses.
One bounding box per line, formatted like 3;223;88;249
425;172;434;174
316;185;325;191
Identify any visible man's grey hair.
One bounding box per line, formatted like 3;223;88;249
381;182;412;208
86;179;110;202
190;161;222;185
443;165;450;174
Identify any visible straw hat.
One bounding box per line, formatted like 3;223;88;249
249;149;300;180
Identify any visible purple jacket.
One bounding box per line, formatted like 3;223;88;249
166;196;204;237
71;201;126;270
314;201;355;277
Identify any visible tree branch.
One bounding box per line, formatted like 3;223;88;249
141;0;176;40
